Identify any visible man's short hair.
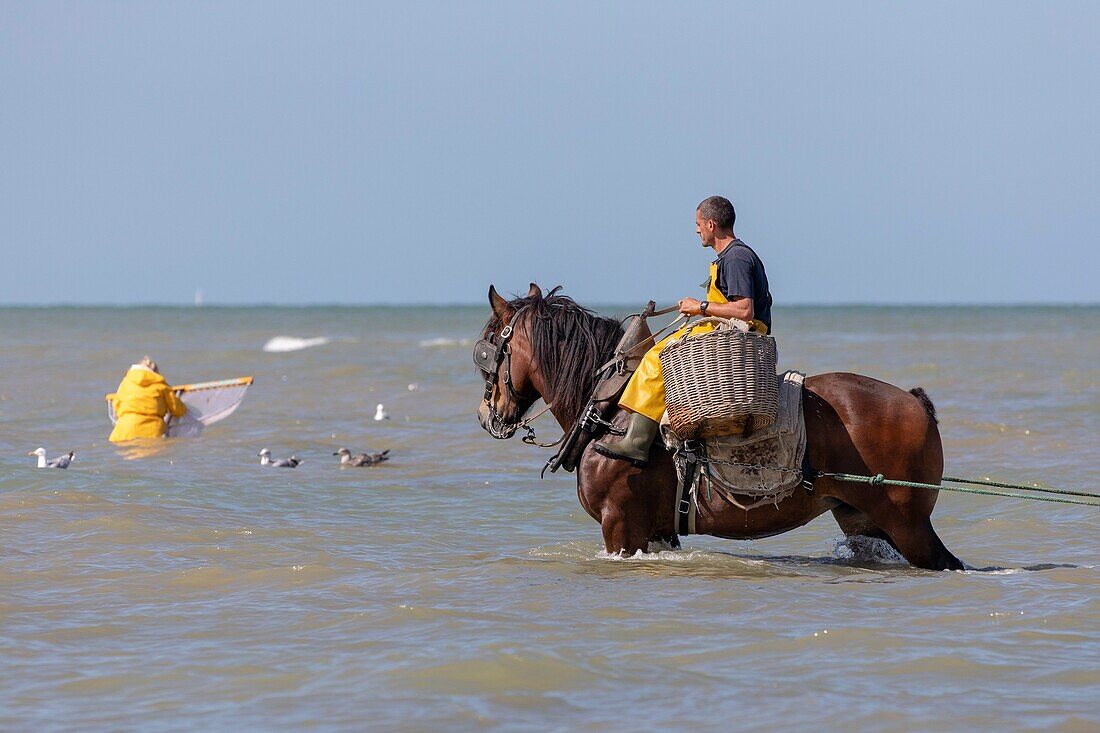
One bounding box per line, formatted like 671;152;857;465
697;196;736;230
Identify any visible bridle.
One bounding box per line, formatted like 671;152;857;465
474;305;543;439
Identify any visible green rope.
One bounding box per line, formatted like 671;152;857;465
941;475;1099;500
821;472;1100;508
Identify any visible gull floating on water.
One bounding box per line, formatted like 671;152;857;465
258;448;302;468
334;447;390;466
374;404;389;421
28;448;75;469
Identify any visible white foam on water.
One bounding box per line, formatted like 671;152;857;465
418;337;472;348
530;542;729;564
833;535;907;564
262;336;331;353
595;547;745;564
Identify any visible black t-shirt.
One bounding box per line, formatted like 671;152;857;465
714;239;772;332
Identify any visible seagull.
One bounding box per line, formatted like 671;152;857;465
28;448;75;469
258;448;302;468
374;404;389;421
334;447;390;466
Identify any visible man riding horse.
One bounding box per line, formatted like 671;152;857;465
596;195;774;467
476;203;961;568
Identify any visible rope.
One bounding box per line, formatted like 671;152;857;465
820;472;1100;508
941;475;1100;500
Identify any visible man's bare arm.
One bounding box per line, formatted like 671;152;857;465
679;296;754;322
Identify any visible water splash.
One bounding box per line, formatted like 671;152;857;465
833;535;907;564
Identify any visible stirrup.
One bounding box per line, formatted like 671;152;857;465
594;441;650;468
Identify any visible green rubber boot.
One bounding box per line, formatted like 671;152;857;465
595;413;660;468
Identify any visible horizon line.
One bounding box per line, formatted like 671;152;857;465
1;301;1097;309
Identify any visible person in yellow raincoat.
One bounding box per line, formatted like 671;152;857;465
108;356;187;442
595;196;773;467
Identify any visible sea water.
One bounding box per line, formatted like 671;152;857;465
0;305;1097;731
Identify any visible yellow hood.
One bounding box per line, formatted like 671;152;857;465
124;366;167;388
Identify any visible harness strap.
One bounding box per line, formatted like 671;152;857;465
676;440;703;536
478;304;538;439
800;452;818;492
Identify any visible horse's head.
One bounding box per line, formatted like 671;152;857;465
474;283;544;439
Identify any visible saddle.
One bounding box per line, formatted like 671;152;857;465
546;301;665;473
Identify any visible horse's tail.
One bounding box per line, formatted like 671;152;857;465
909;387;938;424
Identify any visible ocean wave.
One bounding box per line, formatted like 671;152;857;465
262;336;331;353
418;337;472;348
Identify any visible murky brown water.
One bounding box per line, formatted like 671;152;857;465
1;306;1097;731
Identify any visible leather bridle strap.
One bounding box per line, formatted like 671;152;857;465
478;304;544;420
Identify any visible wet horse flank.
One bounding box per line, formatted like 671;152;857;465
476;284;963;571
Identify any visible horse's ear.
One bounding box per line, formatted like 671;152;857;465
488;284;513;319
526;283;542;299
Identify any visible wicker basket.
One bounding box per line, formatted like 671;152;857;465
659;317;779;439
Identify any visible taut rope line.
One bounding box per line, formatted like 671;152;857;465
819;472;1099;508
940;475;1099;500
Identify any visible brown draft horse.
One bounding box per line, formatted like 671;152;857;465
476;284;964;571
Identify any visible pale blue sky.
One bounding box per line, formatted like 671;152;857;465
2;2;1097;305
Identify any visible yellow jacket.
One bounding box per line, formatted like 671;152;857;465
108;367;187;442
619;262;769;422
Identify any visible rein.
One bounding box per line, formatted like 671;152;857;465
518;307;681;449
591;305;686;377
518;401;564;448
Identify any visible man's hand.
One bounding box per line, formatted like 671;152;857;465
679;296;756;323
678;297;703;316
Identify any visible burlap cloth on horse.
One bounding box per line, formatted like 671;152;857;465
661;371;807;512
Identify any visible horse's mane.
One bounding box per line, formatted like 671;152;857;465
483;288;624;423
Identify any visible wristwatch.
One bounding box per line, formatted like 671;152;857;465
699;300;710;315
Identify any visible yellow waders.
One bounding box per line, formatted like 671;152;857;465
618;262;768;422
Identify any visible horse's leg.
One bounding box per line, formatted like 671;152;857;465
583;440;679;556
652;533;681;550
841;491;963;571
805;375;964;571
880;515;964;571
600;509;651;555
